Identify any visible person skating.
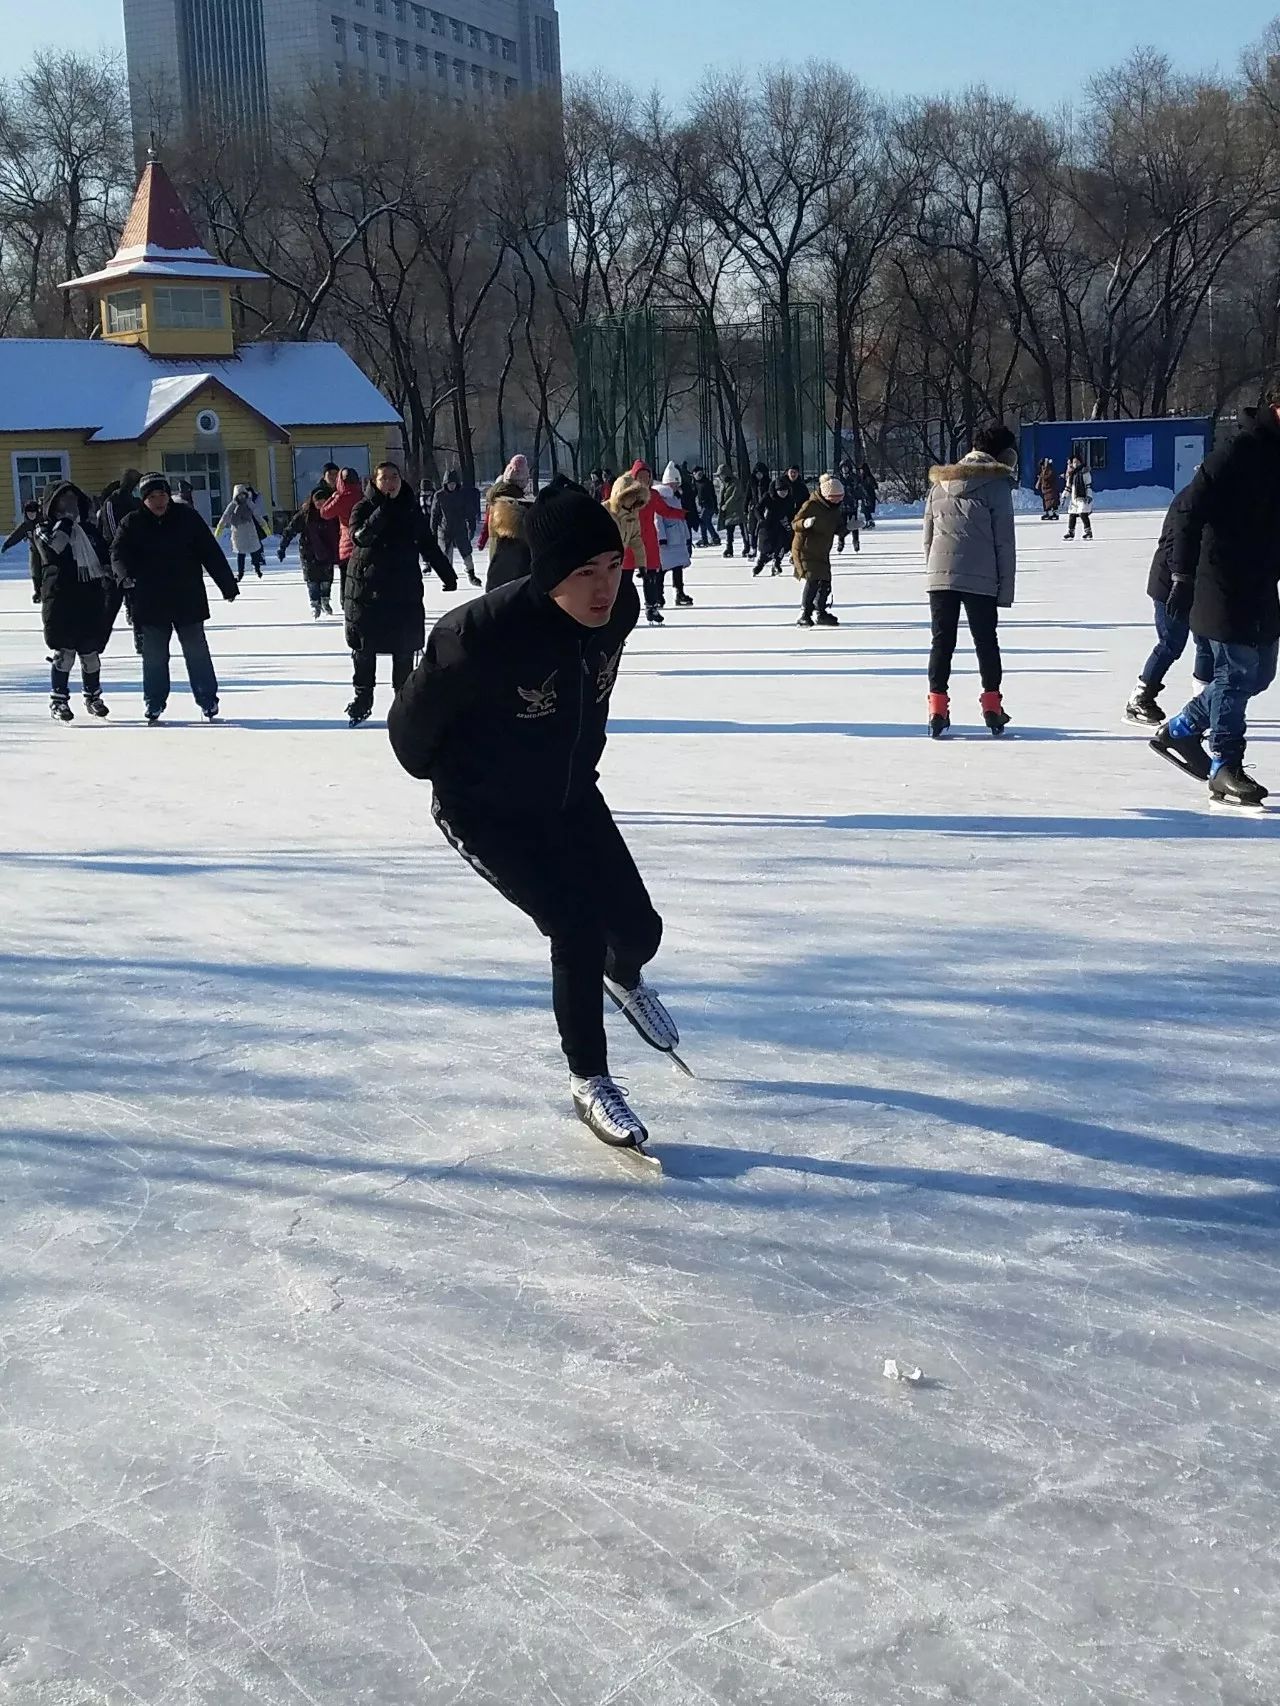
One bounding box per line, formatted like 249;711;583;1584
792;474;844;627
431;470;481;586
692;465;720;548
111;473;239;723
2;499;44;582
1063;457;1094;540
279;488;341;617
625;460;687;623
859;461;879;527
1149;392;1280;807
485;487;534;590
714;462;743;557
388;476;680;1155
344;462;453;726
1038;459;1061;521
783;465;810;521
922;421;1018;737
215;483;267;580
745;461;771;557
319;467;365;601
753;476;795;577
100;467;145;653
606;470;651;595
835;455;862;554
32;481;117;722
478;454;532;551
1124;486;1214;727
657;461;695;606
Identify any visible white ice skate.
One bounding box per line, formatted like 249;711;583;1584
604;974;691;1074
571;1075;658;1167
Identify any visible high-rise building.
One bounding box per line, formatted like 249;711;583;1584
124;0;560;150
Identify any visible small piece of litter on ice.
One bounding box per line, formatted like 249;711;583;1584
883;1359;924;1383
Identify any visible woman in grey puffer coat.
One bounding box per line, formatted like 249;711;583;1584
922;420;1019;737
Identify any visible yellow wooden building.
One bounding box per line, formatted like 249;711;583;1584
0;153;399;530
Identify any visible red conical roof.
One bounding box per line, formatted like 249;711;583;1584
117;157;207;257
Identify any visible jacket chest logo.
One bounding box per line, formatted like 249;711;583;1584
595;645;623;703
517;671;558;719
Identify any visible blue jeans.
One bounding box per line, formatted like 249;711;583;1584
1141;599;1215;689
1174;639;1279;766
139;622;219;715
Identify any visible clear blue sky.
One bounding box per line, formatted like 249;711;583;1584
9;0;1278;106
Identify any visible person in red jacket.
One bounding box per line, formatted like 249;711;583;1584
628;459;688;625
318;467;364;600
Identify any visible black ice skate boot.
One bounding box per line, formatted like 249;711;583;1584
347;690;374;727
1124;681;1164;726
928;691;951;739
1208;762;1269;809
980;690;1011;735
815;585;839;626
1149;720;1211;781
50;692;73;723
83;670;109;719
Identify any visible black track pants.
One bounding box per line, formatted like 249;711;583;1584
928;590;1002;694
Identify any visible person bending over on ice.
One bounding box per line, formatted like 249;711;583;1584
111;473;240;723
922;421;1018;738
216;483;267;580
33;481;117;723
792;474;845;627
753;476;795;577
1148;387;1280;808
344;462;453;727
1123;485;1214;728
388;476;681;1155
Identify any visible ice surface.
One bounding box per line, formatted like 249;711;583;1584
2;513;1278;1704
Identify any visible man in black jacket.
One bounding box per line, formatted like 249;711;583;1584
1124;487;1214;726
430;469;481;587
111;472;240;723
389;477;681;1155
1150;398;1280;806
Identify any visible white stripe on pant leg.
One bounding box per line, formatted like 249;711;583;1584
432;803;527;914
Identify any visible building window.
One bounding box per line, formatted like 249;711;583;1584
504;76;517;97
336;60;346;84
353;0;364;7
353;23;367;49
411;3;425;25
470;63;483;91
394;0;406;18
332;14;346;46
1071;437;1109;471
431;10;444;34
468;25;480;49
13;451;70;511
395;37;407;63
378;74;389;97
373;0;385;12
451;17;463;42
453;57;464;84
152;286;226;330
434;50;446;74
535;17;556;74
488;68;499;92
106;289;144;334
415;44;428;69
502;38;516;62
485;31;496;55
375;31;387;56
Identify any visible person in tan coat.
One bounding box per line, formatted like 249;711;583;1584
791;474;845;627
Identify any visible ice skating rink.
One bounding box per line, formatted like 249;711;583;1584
2;511;1277;1704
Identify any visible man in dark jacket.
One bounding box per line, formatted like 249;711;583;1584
346;462;453;726
692;466;720;548
431;470;481;586
110;472;239;723
754;477;796;576
1150;398;1280;805
744;462;772;556
388;477;682;1156
784;465;810;521
1124;487;1215;727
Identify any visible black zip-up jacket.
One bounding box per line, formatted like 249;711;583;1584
1146;485;1195;605
388;572;640;819
1170;410;1280;645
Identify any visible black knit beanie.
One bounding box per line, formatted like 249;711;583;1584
526;475;623;592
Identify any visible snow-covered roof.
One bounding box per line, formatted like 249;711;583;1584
70;260;267;289
0;340;402;439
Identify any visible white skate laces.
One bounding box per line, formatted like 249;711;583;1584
571;1075;648;1146
604;974;680;1051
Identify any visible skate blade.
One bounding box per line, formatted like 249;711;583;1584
1150;743;1208;781
575;1107;662;1171
668;1049;695;1079
1208;798;1272;816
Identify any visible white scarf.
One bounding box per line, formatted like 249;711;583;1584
68;520;107;582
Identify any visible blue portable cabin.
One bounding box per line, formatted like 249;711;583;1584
1020;417;1213;497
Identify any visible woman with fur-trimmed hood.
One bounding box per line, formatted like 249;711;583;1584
922;420;1019;738
485;491;535;590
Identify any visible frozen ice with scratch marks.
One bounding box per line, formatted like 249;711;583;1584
1;511;1277;1702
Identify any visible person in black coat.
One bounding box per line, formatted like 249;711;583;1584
783;465;810;520
388;477;682;1155
430;470;481;587
484;491;533;590
836;455;862;553
110;472;240;723
345;461;452;725
860;461;879;526
1154;398;1280;805
32;482;118;722
2;499;44;580
1123;487;1215;727
744;461;771;556
692;466;720;548
753;477;796;576
279;490;342;618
